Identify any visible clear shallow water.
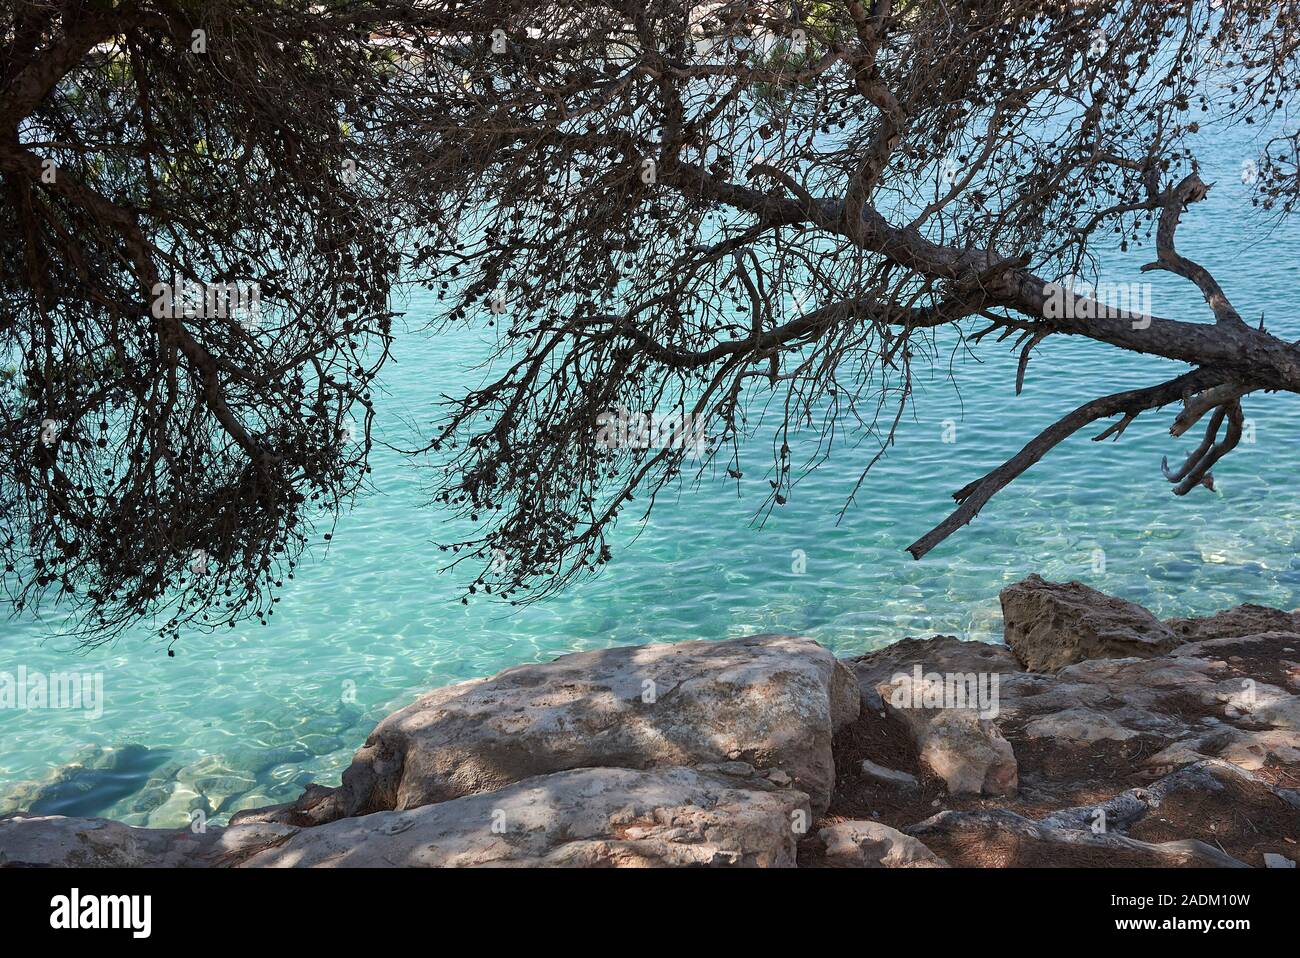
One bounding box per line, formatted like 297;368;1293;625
2;125;1299;827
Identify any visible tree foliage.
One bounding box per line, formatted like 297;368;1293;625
2;1;1298;643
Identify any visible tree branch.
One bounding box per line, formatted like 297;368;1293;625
1140;172;1246;326
906;369;1222;559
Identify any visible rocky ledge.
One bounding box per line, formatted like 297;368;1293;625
3;576;1298;868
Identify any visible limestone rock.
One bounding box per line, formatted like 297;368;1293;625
1166;604;1300;642
239;766;809;868
1000;574;1179;672
908;808;1247;868
849;636;1018;796
818;820;947;868
1023;707;1138;744
910;709;1017;796
269;634;856;822
990;631;1300;772
859;759;919;790
0;814;297;868
0;744;175;820
228;783;339;828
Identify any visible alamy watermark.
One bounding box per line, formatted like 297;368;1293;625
1043;274;1153;329
0;666;104;719
151;273;262;327
595;406;708;454
50;889;150;939
888;665;1000;719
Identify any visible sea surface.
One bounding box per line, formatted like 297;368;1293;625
2;121;1298;827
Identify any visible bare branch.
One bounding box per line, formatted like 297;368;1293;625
1140;173;1246;326
907;370;1223;560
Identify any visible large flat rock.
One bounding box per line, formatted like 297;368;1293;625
0;814;296;868
239;765;809;868
250;634;857;824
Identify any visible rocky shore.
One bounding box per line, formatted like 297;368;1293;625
3;575;1298;868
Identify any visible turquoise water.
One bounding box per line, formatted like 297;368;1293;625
2;125;1299;827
